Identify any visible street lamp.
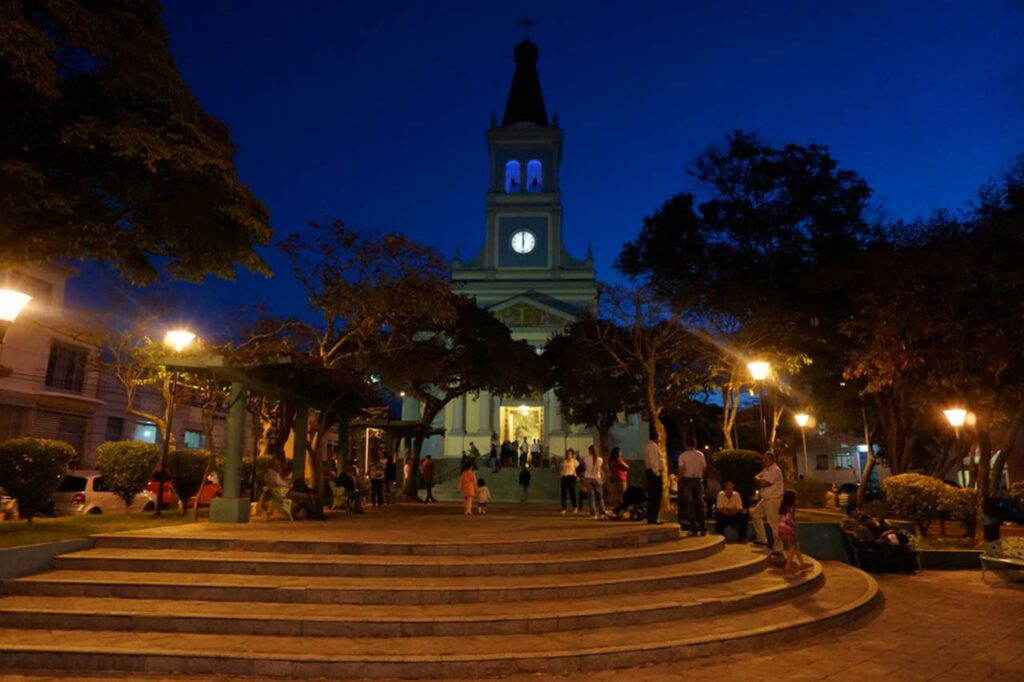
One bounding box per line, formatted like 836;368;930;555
944;407;967;439
794;412;811;477
155;329;196;516
747;361;772;450
0;289;32;374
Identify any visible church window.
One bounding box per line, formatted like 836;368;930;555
526;160;542;192
504;160;521;193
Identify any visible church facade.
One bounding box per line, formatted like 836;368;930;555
405;39;648;461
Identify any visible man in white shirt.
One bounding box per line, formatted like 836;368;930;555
559;449;580;514
677;438;707;536
714;481;748;540
750;452;785;552
643;436;664;524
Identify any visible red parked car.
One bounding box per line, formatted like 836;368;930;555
187;481;223;508
146;468;180;509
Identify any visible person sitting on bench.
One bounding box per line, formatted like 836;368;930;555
714;481;749;541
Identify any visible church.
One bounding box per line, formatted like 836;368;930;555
404;39;648;462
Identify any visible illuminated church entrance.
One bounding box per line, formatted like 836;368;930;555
500;405;544;447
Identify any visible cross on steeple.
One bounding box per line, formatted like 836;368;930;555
518;15;535;39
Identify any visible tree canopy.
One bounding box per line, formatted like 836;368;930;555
0;0;271;283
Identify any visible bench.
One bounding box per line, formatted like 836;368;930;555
981;539;1024;582
328;482;349;512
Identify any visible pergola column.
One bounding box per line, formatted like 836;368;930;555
451;394;466;435
210;381;251;523
477;390;493;438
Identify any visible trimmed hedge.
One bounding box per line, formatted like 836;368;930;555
942;486;979;537
167;449;220;503
882;473;947;535
96;441;161;510
0;437;77;523
792;477;830;508
714;449;764;506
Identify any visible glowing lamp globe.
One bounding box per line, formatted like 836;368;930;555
518;404;530;416
164;329;196;352
794;413;810;428
943;408;967;428
0;289;32;323
747;361;771;381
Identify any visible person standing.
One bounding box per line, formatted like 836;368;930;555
643;435;664;525
677;438;707;536
518;466;531;502
475;478;491;514
750;451;785;552
585;445;607;520
530;438;541;466
421;455;436;503
368;454;386;508
714;481;748;540
519;437;530;468
384;453;397;505
608;447;630;505
559;449;580;514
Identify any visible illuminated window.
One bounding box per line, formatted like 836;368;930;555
526;160;542;192
504;160;521;193
133;420;158;444
183;430;205;449
834;452;854;470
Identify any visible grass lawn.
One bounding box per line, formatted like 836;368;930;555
0;512;201;549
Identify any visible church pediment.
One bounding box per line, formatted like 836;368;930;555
488;292;582;328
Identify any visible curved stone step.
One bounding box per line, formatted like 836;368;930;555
54;535;722;577
90;521;681;556
0;561;822;637
0;562;878;679
3;545;767;605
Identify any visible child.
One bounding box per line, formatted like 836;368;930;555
476;478;491;514
457;465;478;516
778;490;812;574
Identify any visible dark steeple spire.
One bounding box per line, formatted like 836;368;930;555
501;40;549;127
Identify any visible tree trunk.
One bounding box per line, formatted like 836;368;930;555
721;386;735;450
990;408;1023;492
399;404;439;500
855;406;875;507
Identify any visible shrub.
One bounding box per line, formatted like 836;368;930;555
0;437;77;523
882;473;947;535
240;455;276;491
713;449;764;506
167;449;220;503
792;477;830;508
942;486;979;537
96;441;161;510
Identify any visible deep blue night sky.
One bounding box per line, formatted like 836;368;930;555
68;1;1024;335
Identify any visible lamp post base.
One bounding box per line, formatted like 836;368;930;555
209;496;251;523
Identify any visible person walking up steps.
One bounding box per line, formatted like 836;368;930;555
458;465;478;516
559;449;579;514
476;478;491;514
518;466;531;502
421;455;436;503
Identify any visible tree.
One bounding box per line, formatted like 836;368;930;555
380;295;540;499
544;319;644;459
0;437;76;523
589;286;706;511
1;1;271;283
617;131;872;452
95;441;161;511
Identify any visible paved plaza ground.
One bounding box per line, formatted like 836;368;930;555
0;503;1021;681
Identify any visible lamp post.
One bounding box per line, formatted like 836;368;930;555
794;412;811;477
0;289;32;376
747;361;771;450
943;407;968;486
155;329;196;516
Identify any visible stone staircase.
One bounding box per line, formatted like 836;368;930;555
432;462;561;502
0;508;879;679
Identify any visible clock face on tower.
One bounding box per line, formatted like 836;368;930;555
510;230;536;254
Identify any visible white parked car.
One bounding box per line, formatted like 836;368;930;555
53;470;157;515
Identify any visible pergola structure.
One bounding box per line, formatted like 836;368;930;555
161;354;375;523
